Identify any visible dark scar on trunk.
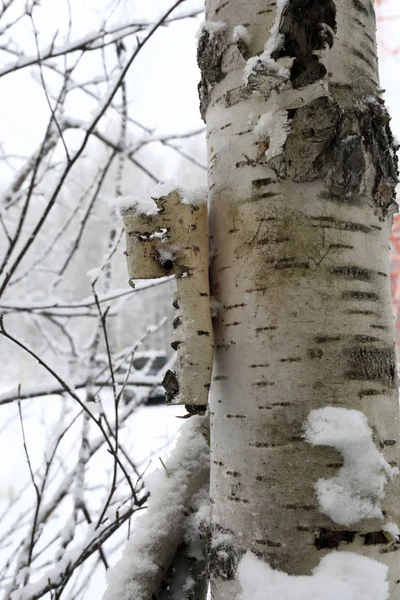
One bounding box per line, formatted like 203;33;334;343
271;0;337;88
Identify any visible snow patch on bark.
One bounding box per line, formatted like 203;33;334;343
232;25;251;46
244;0;289;82
303;407;398;526
151;181;208;206
237;551;389;600
255;109;291;160
196;20;227;39
114;194;158;216
383;521;400;539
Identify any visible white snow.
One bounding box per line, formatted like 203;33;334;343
151;180;208;206
384;521;400;539
237;551;389;600
196;21;227;40
255;109;290;160
86;267;101;283
233;25;251;46
303;407;398;526
113;194;158;216
244;0;290;83
102;416;209;600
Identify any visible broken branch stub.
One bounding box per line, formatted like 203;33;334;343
122;191;213;407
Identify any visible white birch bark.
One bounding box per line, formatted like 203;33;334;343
122;191;214;407
200;0;400;597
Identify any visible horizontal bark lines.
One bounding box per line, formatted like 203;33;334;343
205;0;400;596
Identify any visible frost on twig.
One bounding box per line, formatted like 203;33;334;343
119;187;213;407
303;407;398;526
102;416;210;600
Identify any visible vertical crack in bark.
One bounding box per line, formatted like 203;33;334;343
271;0;337;88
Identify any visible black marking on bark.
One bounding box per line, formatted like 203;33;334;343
213;460;224;466
197;25;228;121
358;388;386;399
170;340;182;351
228;496;249;503
331;266;373;282
213;375;227;381
172;316;182;329
256;237;290;245
172;297;180;309
225;321;241;327
353;335;381;343
344;346;396;385
363;531;391;545
383;439;397;446
250;363;269;368
314;528;357;550
311;216;371;234
352;0;368;17
215;0;229;14
199;291;209;297
197;330;210;336
283;504;314;510
226;470;241;477
314;335;341;343
280;357;301;362
307;348;323;359
162;369;179;403
346;309;377;316
249;441;289;448
329;243;354;250
256;326;277;332
342;291;379;302
226;414;247;419
256;191;281;199
226;303;246;310
209;525;244;581
252;381;275;387
252;177;275;188
272;0;337;88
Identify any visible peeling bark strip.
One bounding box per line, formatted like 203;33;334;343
272;97;398;217
122;191;214;406
197;23;229;121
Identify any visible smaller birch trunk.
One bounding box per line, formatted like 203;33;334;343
102;416;209;600
122;190;213;407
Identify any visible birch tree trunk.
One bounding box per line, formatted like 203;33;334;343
200;0;400;597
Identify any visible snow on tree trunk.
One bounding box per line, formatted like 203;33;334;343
200;0;400;597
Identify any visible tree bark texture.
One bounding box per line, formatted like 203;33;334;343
202;0;400;597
